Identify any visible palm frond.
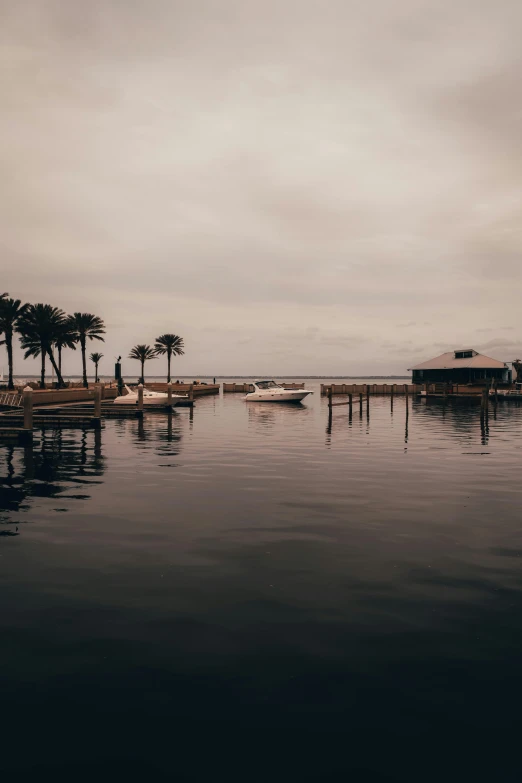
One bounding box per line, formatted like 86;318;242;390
154;333;185;356
69;313;106;342
54;316;77;351
129;344;156;362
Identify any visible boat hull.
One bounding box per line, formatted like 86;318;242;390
113;392;187;406
245;391;312;403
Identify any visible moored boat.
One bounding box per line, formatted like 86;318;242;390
244;380;313;403
113;384;187;405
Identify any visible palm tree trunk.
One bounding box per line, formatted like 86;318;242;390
167;350;171;384
40;347;46;389
58;345;62;374
81;338;88;388
6;328;14;390
141;359;145;385
47;347;65;388
95;362;99;383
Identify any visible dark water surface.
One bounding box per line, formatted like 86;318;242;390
2;385;522;780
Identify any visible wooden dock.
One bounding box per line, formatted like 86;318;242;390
321;383;417;396
0;383;194;442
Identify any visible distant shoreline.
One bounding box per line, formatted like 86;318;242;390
11;374;411;380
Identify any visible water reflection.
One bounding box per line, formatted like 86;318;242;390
3;388;522;780
132;412;184;457
247;401;311;432
320;392;519;454
0;426;105;534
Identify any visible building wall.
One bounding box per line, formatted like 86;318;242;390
412;368;509;384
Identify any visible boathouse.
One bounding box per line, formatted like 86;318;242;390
409;349;510;385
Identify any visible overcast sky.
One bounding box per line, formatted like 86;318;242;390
1;0;521;378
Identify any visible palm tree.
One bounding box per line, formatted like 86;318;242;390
54;316;77;375
17;304;66;388
69;313;105;388
90;352;104;383
128;344;156;385
153;334;185;383
0;297;29;389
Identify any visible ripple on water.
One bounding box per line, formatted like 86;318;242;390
2;387;522;778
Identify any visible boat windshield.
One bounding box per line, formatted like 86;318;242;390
256;380;281;389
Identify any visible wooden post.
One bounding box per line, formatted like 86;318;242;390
94;384;102;416
167;382;173;407
390;384;394;401
366;384;369;402
480;388;487;416
23;386;33;432
189;384;194;402
93;384;102;428
404;383;409;400
327;405;333;435
348;393;353;416
405;391;409;442
328;386;333;408
138;383;144;411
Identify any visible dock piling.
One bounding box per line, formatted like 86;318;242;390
137;383;144;415
167;382;173;407
93;384;102;428
23;386;33;432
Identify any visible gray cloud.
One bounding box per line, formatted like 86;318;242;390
1;0;521;376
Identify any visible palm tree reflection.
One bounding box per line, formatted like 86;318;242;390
0;426;105;535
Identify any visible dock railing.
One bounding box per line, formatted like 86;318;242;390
321;383;418;396
0;392;23;408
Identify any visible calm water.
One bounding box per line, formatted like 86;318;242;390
2;384;522;780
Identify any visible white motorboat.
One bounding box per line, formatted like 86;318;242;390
244;380;313;403
113;384;187;406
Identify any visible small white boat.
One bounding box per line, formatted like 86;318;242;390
244;380;313;403
113;384;187;406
